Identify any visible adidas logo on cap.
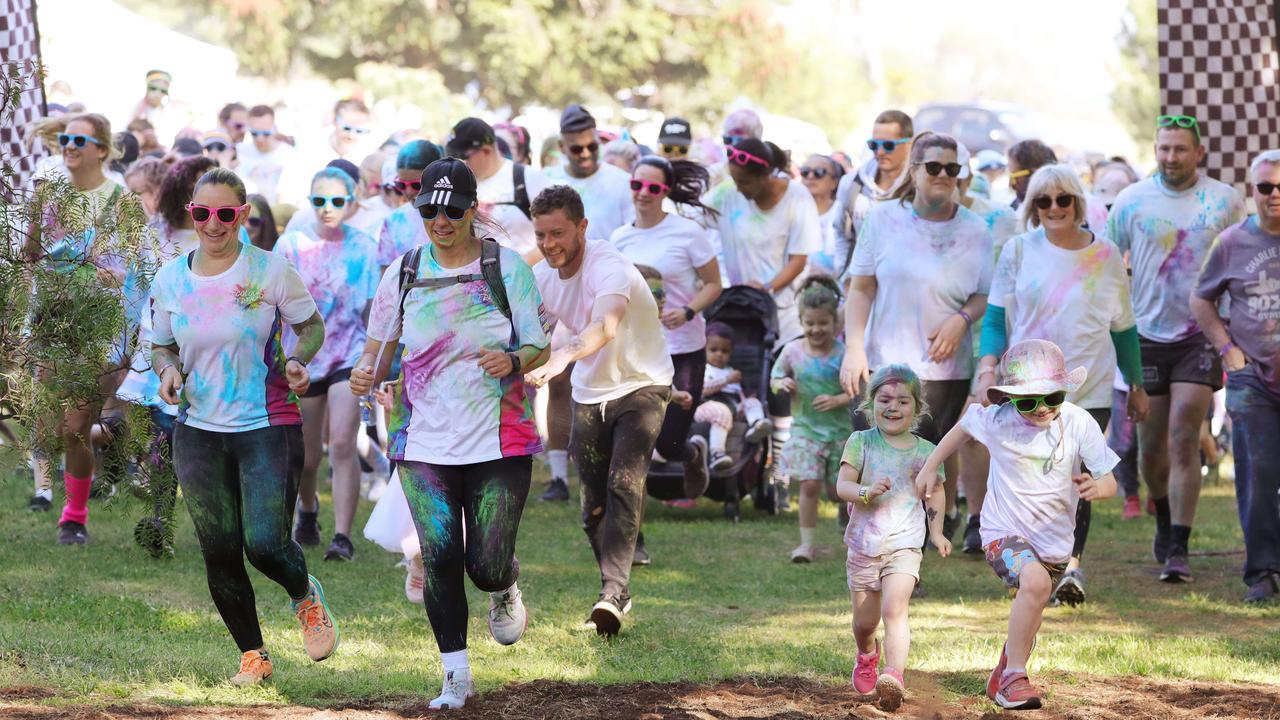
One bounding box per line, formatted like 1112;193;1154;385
663;122;686;133
434;177;453;189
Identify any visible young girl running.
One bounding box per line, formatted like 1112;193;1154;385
838;364;949;711
915;339;1118;711
770;277;853;562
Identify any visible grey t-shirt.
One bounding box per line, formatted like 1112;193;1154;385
1194;216;1280;394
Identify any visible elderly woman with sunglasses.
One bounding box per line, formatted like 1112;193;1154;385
274;167;381;562
350;158;550;710
375;140;444;271
798;154;845;277
150;168;338;687
974;164;1146;606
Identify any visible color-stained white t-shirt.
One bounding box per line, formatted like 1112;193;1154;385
236;141;295;205
534;239;674;404
611;213;718;355
377;203;428;267
477;159;553;257
150;245;318;432
544;163;635;242
841;428;941;557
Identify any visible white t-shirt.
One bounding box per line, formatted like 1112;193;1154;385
989;229;1135;409
236;141;295;205
841;428;941;557
544;163;635;241
611;213;717;355
846;201;994;381
961;402;1120;564
477;159;552;257
534;239;674;404
1107;174;1246;342
150;245;318;433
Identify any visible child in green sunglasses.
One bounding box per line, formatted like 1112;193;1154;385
912;339;1119;712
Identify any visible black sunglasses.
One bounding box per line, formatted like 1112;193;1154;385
799;166;829;179
917;161;962;178
418;204;468;221
1033;194;1075;210
147;85;168;95
1256;182;1280;196
1010;391;1067;413
568;142;598;156
204;142;228;154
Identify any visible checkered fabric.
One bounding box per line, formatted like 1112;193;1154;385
0;0;46;194
1159;0;1280;194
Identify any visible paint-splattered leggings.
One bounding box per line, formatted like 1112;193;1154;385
571;385;671;597
173;423;309;652
398;456;532;653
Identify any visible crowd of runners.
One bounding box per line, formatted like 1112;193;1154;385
10;66;1280;713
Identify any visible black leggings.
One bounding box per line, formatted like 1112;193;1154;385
173;423;309;652
653;350;706;463
1073;408;1113;561
399;456;532;654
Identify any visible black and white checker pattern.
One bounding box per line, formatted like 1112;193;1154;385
0;0;46;194
1159;0;1280;194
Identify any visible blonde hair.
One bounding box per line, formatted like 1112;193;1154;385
1020;163;1087;230
857;364;930;431
26;112;121;163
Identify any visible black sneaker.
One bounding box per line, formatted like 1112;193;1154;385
963;515;983;554
942;512;961;544
590;591;633;637
57;521;88;545
27;494;51;512
1153;525;1170;564
1244;573;1280;604
538;478;570;502
324;533;354;561
682;437;710;499
294;506;322;546
777;484;792;513
632;533;651;567
1051;569;1086;606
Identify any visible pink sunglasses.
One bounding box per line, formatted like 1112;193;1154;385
726;146;769;168
630;178;670;195
186;202;249;225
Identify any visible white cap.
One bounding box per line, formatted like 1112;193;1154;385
956;142;972;180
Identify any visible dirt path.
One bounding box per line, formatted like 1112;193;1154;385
4;673;1279;719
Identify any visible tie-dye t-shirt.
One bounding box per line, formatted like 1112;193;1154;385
1194;217;1280;395
845;201;994;381
1107;174;1245;342
368;245;549;465
150;245;318;432
988;229;1135;410
544;163;635;241
274;224;380;381
771;338;852;442
841;428;940;558
376;203;428;268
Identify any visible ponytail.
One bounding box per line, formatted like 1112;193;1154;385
764;141;790;174
635;155;720;221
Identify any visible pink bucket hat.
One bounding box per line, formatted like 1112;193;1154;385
987;339;1086;405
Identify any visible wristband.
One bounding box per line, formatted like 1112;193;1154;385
1218;341;1235;357
506;352;522;377
977;366;997;378
682;306;695;321
858;485;870;505
956;309;973;327
157;363;175;379
286;356;305;368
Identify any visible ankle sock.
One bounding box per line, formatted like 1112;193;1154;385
59;471;91;525
1002;667;1026;681
441;649;469;673
799;526;814;547
1171;524;1192;553
547;450;568;481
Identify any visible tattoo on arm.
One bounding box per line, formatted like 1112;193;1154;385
289;312;325;364
927;508;938;523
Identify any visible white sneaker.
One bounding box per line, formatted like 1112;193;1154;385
744;417;773;444
789;544;815;563
405;555;425;604
365;473;388;501
487;583;528;645
428;668;475;710
709;450;733;471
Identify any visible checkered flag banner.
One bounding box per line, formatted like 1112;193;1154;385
1159;0;1280;194
1;0;46;195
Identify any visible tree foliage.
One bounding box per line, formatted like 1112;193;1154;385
1111;0;1158;151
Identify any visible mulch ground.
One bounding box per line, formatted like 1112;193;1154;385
4;673;1279;719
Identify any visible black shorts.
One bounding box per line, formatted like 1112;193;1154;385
1139;333;1222;396
302;367;353;398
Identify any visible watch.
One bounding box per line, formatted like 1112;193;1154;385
507;352;522;377
286;356;305;368
682;306;695;321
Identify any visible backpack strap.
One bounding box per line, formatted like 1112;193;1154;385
397;246;424;320
512;163;531;219
399;240;517;347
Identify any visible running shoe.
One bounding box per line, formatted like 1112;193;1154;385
27;494;51;512
633;534;651;567
683;436;709;497
1160;553;1193;583
230;650;272;687
744;417;773;444
292;575;339;661
405;555;425;604
875;667;905;711
1244;573;1280;604
777;483;792;513
1152;524;1170;564
986;643;1008;701
962;515;982;554
589;591;632;637
538;478;569;502
851;639;880;695
942;511;961;544
294;506;321;546
1122;495;1142;520
488;583;528;645
1051;569;1086;607
789;544;815;563
709;450;733;472
57;521;88;545
428;668;475;710
994;671;1043;710
324;533;354;562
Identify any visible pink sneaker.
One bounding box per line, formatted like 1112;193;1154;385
851;640;880;695
986;643;1008;701
995;671;1043;710
1122;495;1142;520
876;667;905;711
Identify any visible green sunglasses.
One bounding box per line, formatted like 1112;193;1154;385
1009;391;1067;413
1157;115;1200;142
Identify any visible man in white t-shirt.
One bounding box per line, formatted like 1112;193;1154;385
525;186;673;638
832;109;914;279
446;117;550;265
236;105;294;204
278;98;377;208
543;104;634;241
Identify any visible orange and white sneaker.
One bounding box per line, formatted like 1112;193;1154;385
405;555;425;604
230;650;273;687
292;575;339;661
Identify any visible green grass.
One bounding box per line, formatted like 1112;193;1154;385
1;459;1277;710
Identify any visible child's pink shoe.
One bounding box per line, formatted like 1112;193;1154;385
876;667;905;711
851;640;880;695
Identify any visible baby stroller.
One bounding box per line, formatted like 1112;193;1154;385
647;286;779;521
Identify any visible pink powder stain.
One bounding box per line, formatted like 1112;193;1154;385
1157;229;1196;277
402;332;457;399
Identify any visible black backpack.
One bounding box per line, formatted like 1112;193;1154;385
492;163;532;219
396;238;515;346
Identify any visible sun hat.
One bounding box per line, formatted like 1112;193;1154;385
987;339;1086;405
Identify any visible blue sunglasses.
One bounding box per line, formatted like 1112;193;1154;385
310;195;351;209
867;138;909;153
58;133;103;148
249;128;274;138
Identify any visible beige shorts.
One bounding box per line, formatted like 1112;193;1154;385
846;547;923;593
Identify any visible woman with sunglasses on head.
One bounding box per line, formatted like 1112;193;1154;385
799;154;845;277
149;167;338;686
275;167;381;562
840;132;994;537
349;158;550;710
246;194;280;252
975;165;1147;606
612;156;723;503
375;140;444;271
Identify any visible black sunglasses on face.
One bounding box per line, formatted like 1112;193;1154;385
1033;194;1075;210
799;166;829;179
1010;391;1067;413
568;142;598;156
1256;182;1280;196
917;161;962;178
204;142;228;153
418;204;468;221
147;85;168;95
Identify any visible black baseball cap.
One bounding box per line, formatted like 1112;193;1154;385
414;157;477;211
658;117;691;145
446;117;495;157
326;158;360;185
560;104;596;134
